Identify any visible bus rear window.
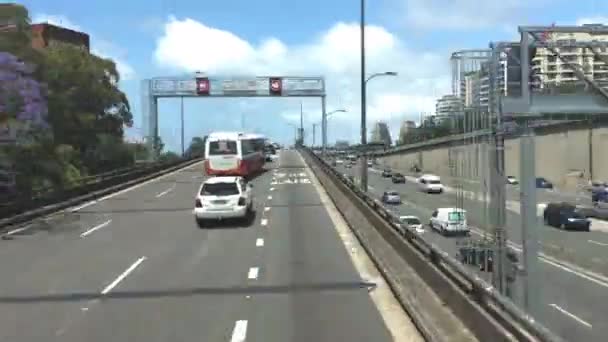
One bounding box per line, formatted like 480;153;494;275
209;141;237;155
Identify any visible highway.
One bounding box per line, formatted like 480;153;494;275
368;164;608;275
338;163;608;342
0;150;421;342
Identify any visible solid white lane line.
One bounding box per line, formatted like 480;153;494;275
68;161;203;213
5;225;33;236
155;186;174;198
80;219;112;238
256;238;264;247
260;218;268;226
247;267;259;280
97;162;203;203
264;207;270;212
588;240;608;247
468;228;608;289
70;200;97;212
549;304;592;328
230;320;248;342
101;257;146;295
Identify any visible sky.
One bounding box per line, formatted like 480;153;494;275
18;0;608;151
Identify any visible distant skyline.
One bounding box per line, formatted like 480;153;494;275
20;0;608;150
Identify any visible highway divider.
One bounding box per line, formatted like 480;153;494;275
301;148;564;342
0;158;203;230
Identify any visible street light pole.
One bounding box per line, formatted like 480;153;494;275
180;96;185;156
312;123;318;147
360;0;368;191
323;109;347;147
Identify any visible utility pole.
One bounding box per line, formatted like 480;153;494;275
312;123;317;147
359;0;368;192
488;43;508;296
300;101;304;146
180;96;185;156
518;33;541;318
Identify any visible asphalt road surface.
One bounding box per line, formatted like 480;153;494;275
0;151;421;342
338;163;608;342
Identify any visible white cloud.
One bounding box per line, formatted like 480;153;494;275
576;17;608;26
31;13;135;81
153;17;451;142
402;0;551;31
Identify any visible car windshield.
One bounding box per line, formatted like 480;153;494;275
448;212;465;222
568;210;585;219
394;173;403;177
209;140;238;155
387;191;399;196
428;180;441;184
402;217;421;225
201;182;240;196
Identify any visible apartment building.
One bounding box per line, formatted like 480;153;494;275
531;26;608;91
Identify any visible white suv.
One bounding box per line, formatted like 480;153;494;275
194;176;254;227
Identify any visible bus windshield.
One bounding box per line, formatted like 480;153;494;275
209;140;238;155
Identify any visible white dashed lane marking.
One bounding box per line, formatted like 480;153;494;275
549;304;592;328
80;219;112;238
230;320;248;342
101;257;146;295
247;267;259;280
589;240;608;247
261;219;268;226
256;238;264;247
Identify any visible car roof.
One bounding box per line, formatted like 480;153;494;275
420;174;440;179
400;215;419;219
203;176;241;184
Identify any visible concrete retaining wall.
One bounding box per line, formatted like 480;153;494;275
378;126;608;191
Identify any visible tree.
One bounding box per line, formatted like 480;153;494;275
187;136;205;157
41;45;134;173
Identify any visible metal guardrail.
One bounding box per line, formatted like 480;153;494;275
0;157;200;221
303;147;564;342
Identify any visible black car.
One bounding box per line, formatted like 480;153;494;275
382;169;392;177
536;177;553;189
543;202;590;231
391;173;405;183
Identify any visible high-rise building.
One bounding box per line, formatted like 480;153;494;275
370;121;392;146
398;120;416;144
531;25;608;91
435;94;464;116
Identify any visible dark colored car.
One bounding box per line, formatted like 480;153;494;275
536;177;553;189
382;169;392;177
543;202;590;231
391;173;405;183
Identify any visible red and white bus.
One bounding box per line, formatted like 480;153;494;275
204;131;266;177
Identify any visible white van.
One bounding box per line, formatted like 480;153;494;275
429;208;469;235
417;174;444;193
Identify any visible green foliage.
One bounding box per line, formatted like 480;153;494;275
0;5;139;195
42;45;133;160
158;151;180;163
186;136;205;157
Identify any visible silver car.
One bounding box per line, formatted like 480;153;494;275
382;191;401;204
